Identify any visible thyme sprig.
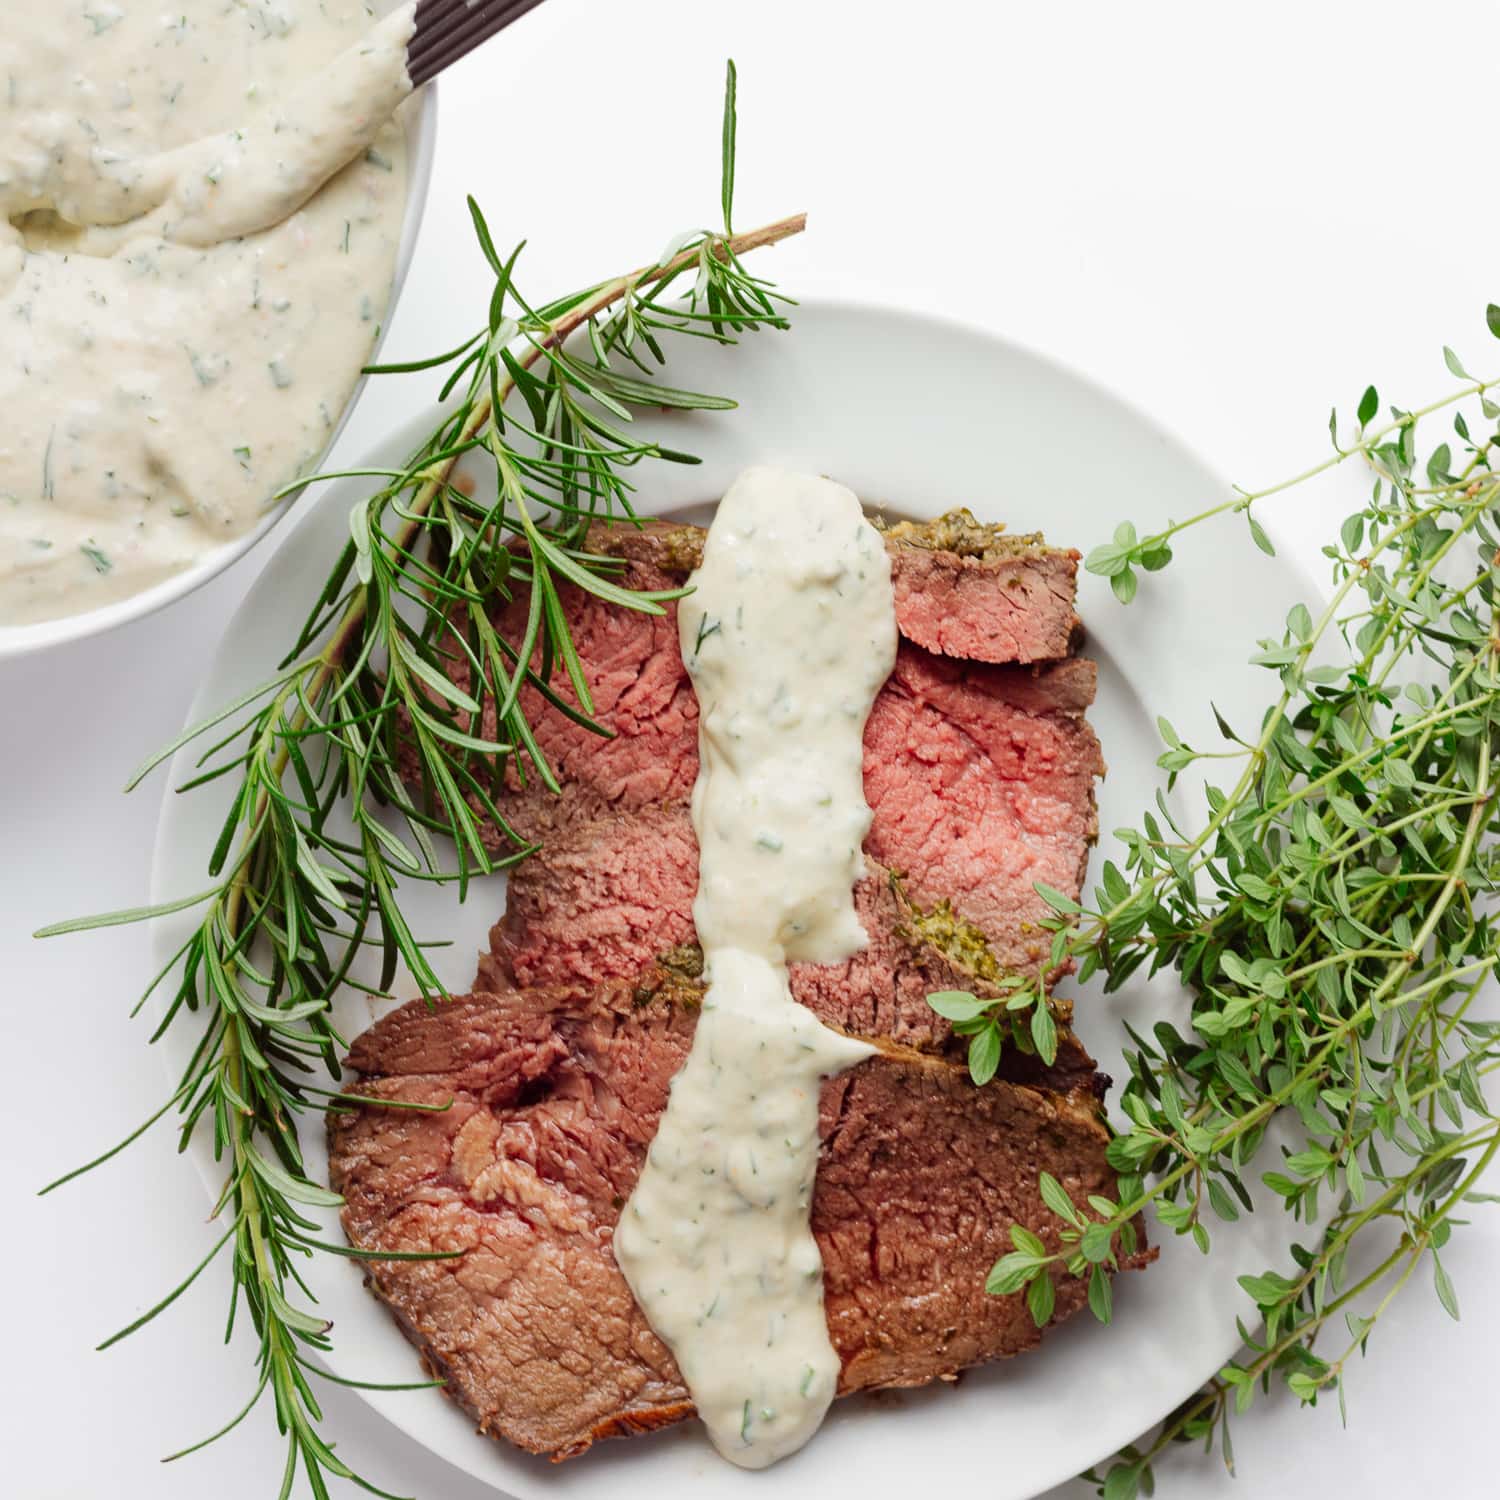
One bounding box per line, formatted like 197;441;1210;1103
37;63;802;1500
933;326;1500;1496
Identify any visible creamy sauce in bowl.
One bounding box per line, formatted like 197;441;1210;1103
613;466;898;1468
0;2;415;626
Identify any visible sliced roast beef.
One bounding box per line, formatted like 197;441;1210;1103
479;642;1101;1025
484;804;701;997
565;511;1083;666
482;822;1099;1083
864;646;1103;971
329;975;1148;1461
877;509;1083;663
403;513;1090;848
345;501;1137;1463
401;509;1100;984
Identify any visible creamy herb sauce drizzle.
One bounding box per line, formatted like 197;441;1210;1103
0;2;414;625
614;467;897;1468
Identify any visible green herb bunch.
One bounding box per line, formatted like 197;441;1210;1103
38;65;802;1500
933;332;1500;1496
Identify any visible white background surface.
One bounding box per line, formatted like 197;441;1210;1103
2;2;1494;1497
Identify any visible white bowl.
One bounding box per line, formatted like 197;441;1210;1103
0;41;438;662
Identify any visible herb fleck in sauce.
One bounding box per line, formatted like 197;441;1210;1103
614;467;897;1469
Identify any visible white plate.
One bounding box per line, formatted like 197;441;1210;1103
0;0;438;661
150;300;1320;1500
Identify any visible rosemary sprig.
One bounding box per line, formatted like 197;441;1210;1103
38;63;803;1499
933;325;1500;1495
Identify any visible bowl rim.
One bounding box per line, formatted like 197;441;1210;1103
0;76;440;661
